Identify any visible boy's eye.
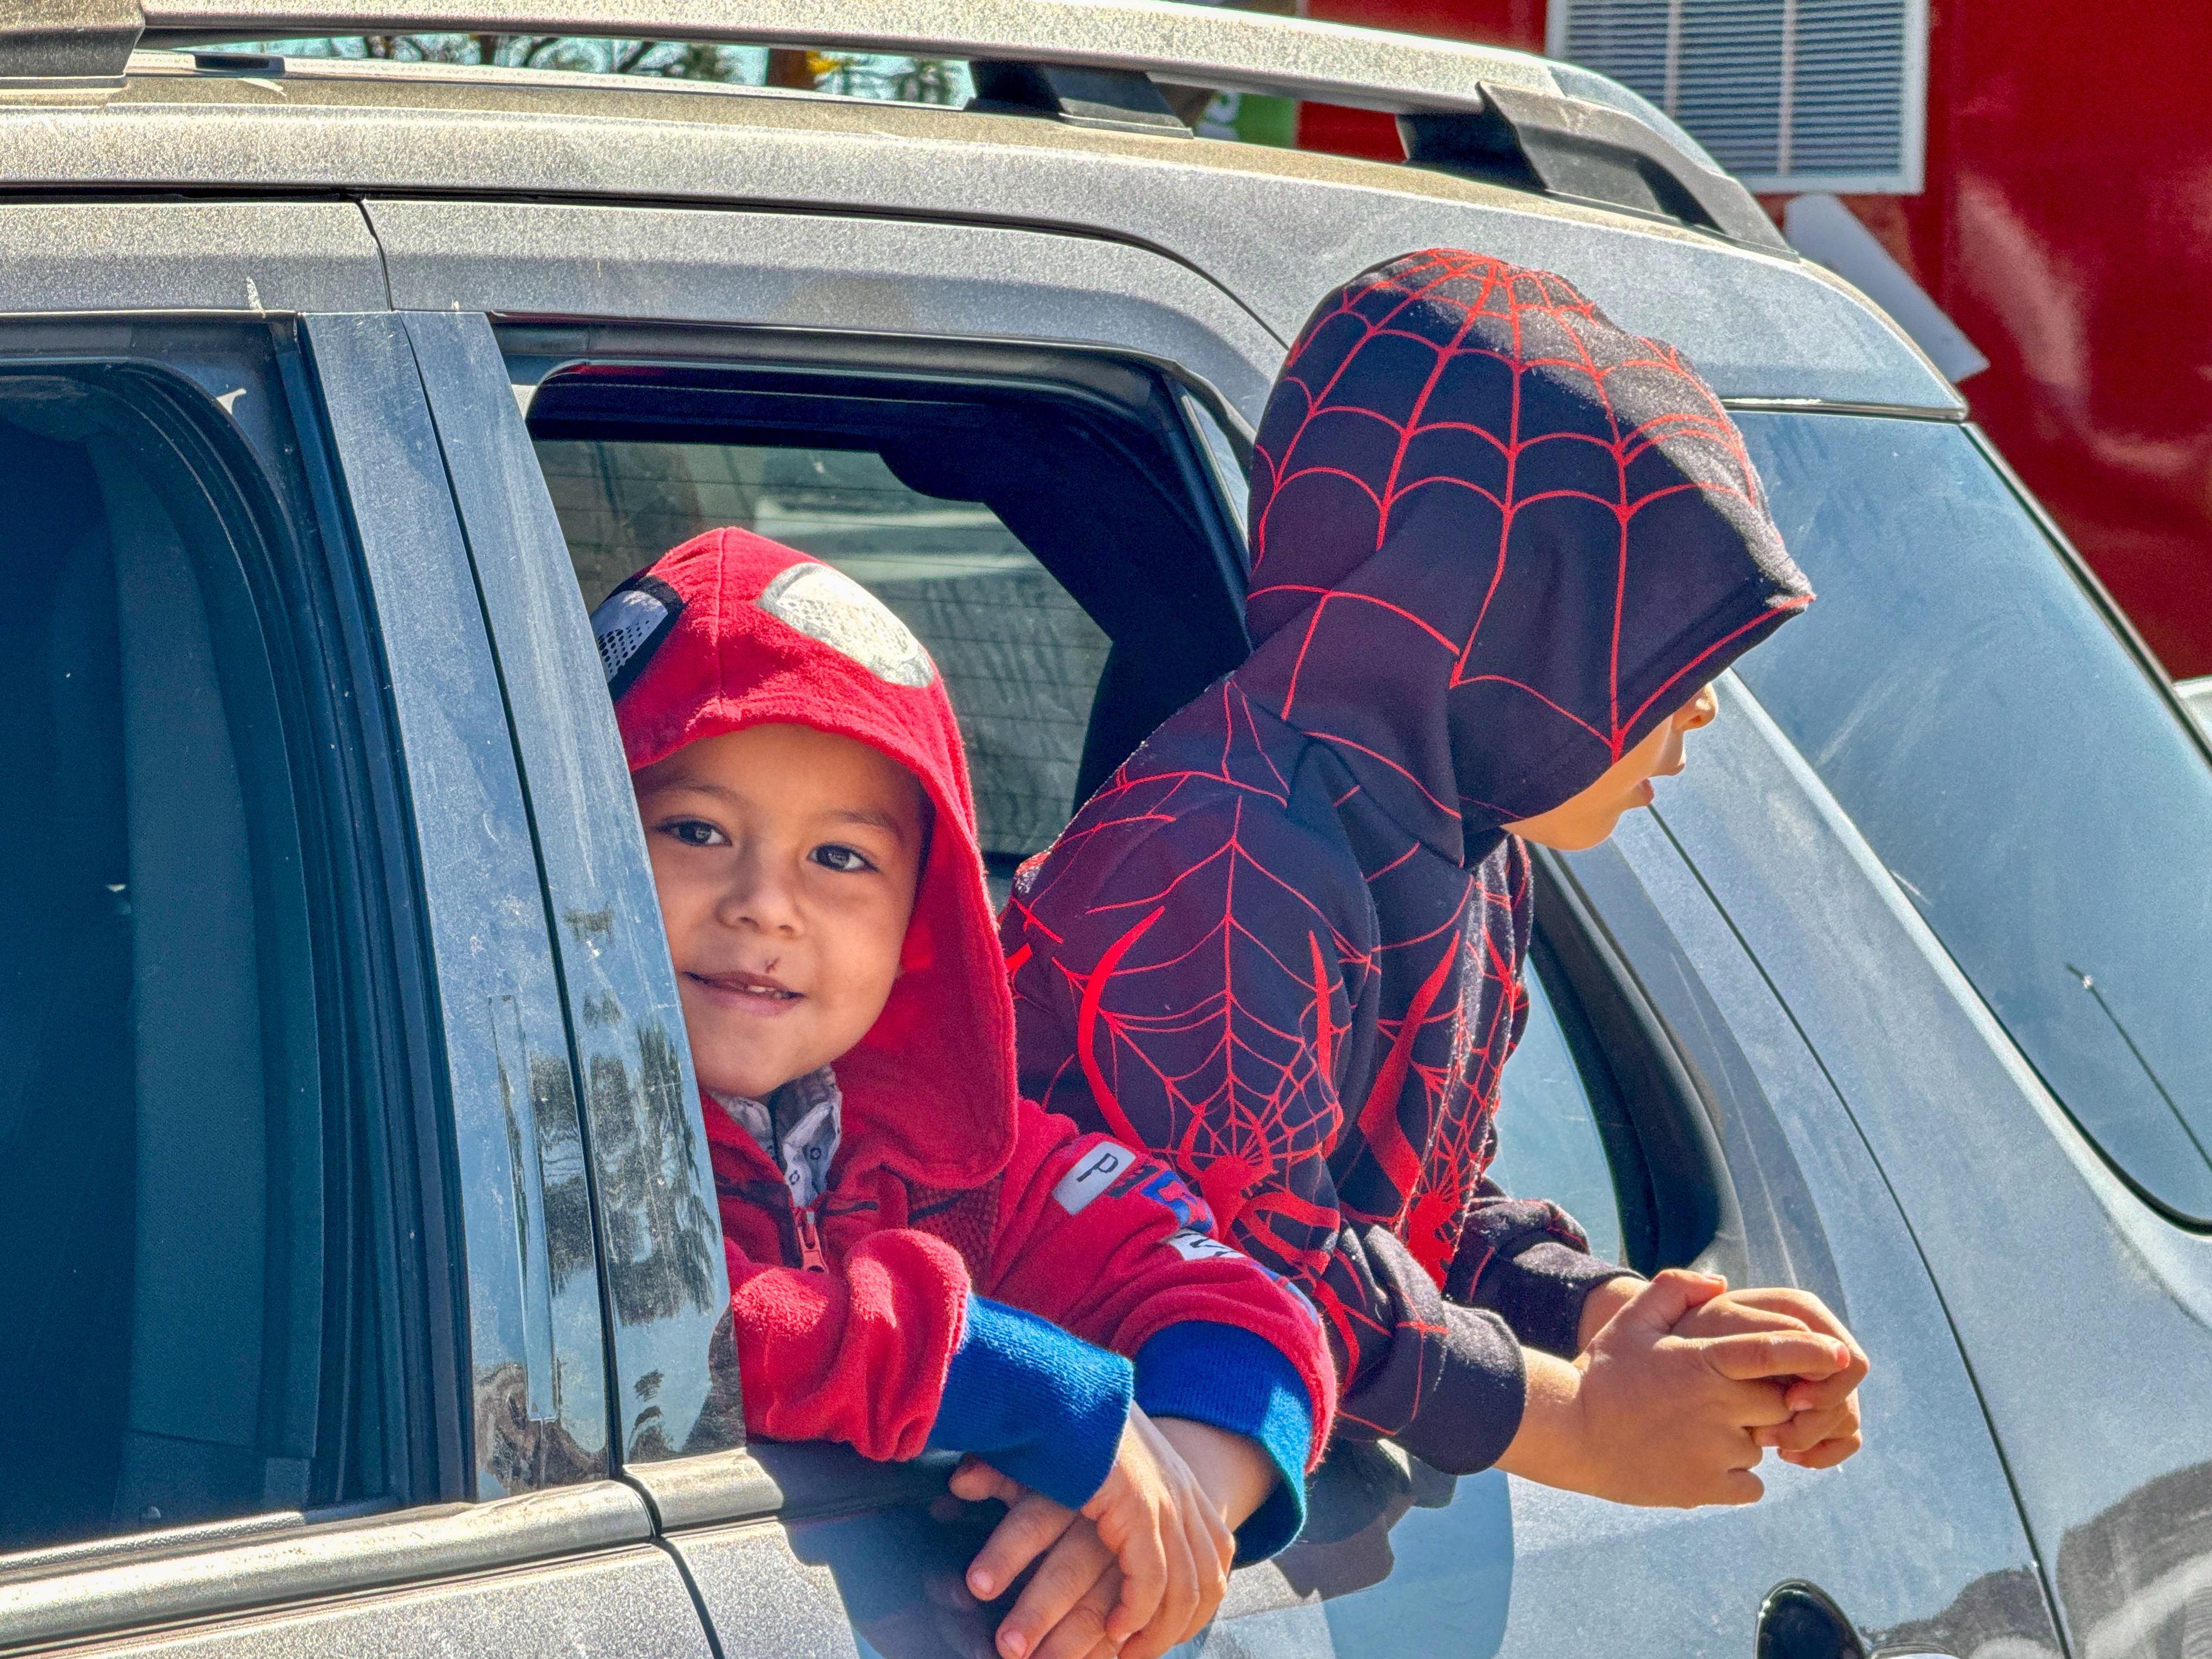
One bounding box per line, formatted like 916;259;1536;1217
811;843;876;874
662;818;728;848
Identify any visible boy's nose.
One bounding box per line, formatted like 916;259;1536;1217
719;853;802;935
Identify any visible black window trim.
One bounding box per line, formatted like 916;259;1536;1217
493;317;1253;618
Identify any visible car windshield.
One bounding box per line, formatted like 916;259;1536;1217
1733;413;2212;1222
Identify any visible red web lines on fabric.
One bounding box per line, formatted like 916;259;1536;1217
1053;792;1363;1265
1252;249;1770;763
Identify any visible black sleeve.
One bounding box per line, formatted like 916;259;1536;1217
1447;1190;1643;1359
1328;1224;1527;1477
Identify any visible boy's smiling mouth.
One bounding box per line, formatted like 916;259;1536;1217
689;967;804;1013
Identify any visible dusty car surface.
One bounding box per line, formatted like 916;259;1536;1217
1;3;2207;1656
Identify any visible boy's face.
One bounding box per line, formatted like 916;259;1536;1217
634;723;927;1101
1503;683;1720;851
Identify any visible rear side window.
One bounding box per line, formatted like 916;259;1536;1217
537;438;1109;865
520;348;1248;894
0;339;407;1551
1735;413;2212;1222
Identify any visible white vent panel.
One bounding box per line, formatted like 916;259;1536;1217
1551;0;1927;194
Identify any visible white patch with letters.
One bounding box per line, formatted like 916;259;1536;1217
1165;1228;1244;1265
1051;1141;1138;1216
757;562;935;689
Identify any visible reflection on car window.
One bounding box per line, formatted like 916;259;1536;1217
1487;963;1626;1266
1734;413;2212;1221
534;438;1110;889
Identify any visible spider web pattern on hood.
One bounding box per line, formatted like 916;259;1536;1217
1005;250;1809;1460
611;531;1013;1190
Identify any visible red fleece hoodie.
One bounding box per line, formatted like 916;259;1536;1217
595;528;1332;1552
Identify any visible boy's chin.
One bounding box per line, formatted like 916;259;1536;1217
695;1048;810;1102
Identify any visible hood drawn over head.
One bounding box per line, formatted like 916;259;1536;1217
596;527;1016;1188
1238;247;1812;863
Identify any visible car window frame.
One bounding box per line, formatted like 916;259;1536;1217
500;319;1256;826
302;311;618;1503
1528;846;1740;1279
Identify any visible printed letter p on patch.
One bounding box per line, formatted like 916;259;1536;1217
1051;1141;1137;1215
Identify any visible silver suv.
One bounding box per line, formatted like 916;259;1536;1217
2;5;2207;1657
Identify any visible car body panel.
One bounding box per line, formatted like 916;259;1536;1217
0;201;385;314
368;199;1284;426
1660;664;2212;1656
0;69;1956;409
0;1485;700;1656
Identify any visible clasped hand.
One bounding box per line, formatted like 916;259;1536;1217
1500;1268;1870;1506
949;1406;1260;1659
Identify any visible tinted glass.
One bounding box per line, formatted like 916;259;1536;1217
0;347;390;1550
534;438;1109;874
1734;413;2212;1221
1487;964;1626;1266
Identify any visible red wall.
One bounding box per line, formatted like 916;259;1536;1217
1302;0;2212;676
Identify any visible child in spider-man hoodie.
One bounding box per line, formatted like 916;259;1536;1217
593;528;1331;1659
1003;249;1869;1506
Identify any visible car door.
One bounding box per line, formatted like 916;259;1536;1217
0;204;710;1658
392;200;2057;1659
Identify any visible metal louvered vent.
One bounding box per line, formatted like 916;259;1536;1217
1549;0;1927;193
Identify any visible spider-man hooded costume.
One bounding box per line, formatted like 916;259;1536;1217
598;529;1330;1555
1002;250;1811;1473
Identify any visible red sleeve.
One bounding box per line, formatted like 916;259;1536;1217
726;1228;969;1463
979;1108;1336;1469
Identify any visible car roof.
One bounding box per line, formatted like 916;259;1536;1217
0;1;1962;414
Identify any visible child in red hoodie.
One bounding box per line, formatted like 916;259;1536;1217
593;529;1333;1659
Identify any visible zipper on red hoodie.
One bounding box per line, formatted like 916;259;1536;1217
794;1202;828;1274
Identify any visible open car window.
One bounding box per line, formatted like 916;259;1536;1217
1488;962;1628;1267
537;436;1110;893
515;339;1249;904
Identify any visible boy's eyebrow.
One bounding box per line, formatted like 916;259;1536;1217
640;769;728;800
642;774;911;839
828;805;909;837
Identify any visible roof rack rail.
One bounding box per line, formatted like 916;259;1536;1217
105;0;1788;253
968;60;1190;136
1402;89;1782;250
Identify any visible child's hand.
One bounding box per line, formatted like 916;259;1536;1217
1672;1286;1868;1469
951;1404;1233;1659
1500;1268;1854;1506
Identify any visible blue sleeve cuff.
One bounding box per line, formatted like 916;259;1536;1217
1134;1324;1313;1563
926;1295;1133;1511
